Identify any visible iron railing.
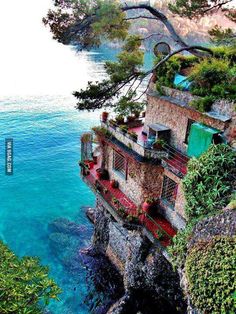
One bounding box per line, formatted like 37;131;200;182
80;163;174;246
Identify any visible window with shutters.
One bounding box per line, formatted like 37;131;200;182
113;150;126;179
161;175;178;208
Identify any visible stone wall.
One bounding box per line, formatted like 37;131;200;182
106;145;164;206
145;93;229;154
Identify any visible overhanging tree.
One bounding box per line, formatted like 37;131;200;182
43;0;235;111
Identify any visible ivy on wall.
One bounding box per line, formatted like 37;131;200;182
185;236;236;314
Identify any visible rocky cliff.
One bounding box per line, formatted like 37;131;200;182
86;204;187;314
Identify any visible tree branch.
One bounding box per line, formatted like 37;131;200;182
144;45;213;77
122;4;189;49
124;15;157;21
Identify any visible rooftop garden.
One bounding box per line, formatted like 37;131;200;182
155;45;236;112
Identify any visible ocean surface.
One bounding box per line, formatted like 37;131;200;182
0;46;153;313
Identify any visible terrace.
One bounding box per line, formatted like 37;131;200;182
103;120;189;177
80;161;177;247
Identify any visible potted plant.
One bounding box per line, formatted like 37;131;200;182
126;214;139;224
92;154;98;164
110;179;119;188
112;197;119;206
117;206;127;218
109;119;117;129
119;125;128;135
133;111;140;119
101;111;109;123
115;115;125;125
127;115;136;123
153;138;166;150
96;168;109;180
142;197;156;213
155;229;165;240
128;131;138;142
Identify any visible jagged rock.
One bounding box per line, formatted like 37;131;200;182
188;209;236;250
86;207;97;223
92;209;110;254
91;204;187;313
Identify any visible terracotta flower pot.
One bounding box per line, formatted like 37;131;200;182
93;155;98;164
110;179;119;188
142;201;151;213
101;112;109;123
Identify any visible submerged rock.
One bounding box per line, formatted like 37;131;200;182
48;217;87;236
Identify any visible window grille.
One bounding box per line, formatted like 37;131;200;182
161;176;178;208
184;119;195;144
113;150;126;178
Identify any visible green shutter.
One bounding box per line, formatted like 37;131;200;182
187;123;220;158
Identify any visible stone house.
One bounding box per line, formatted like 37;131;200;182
80;84;235;246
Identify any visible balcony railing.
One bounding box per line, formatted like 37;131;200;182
162;144;189;177
102;121;188;176
79;162;176;247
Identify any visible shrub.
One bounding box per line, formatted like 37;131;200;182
189;58;236;100
0;241;61;313
92;126;112;138
167;223;194;269
190;95;215;112
155;55;181;87
183;144;235;221
168;144;236;269
186;236;236;314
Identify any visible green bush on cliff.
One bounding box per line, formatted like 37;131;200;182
168;144;236;269
0;241;61;314
183;144;236;221
186;236;236;314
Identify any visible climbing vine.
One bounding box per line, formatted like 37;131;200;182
186;236;236;314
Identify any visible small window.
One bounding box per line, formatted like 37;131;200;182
184;119;195;144
113;150;126;178
161;176;178;208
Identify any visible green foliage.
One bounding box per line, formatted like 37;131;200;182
44;0;130;48
74;35;144;110
183;144;236;221
186;236;236;313
168;144;235;269
190;58;236;101
0;241;61;314
154;55;181;88
92;126;112;137
167;223;194;269
190;96;215;112
114;92;145;118
105;35;144;83
209;25;236;46
169;0;235;19
92;1;130;42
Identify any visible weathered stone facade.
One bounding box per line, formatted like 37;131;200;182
145;91;230;154
105;144;164;205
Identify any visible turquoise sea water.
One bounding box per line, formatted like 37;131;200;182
0;45;153;312
0;93;101;313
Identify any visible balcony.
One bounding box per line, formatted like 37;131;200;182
80;161;177;247
103;121;188;177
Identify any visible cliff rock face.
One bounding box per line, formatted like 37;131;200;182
88;205;187;314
